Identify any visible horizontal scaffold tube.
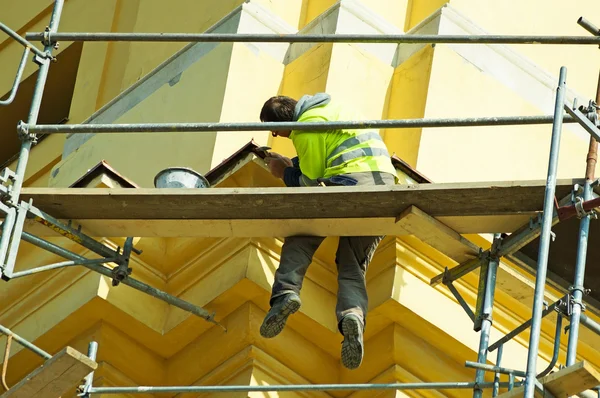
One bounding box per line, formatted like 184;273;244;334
88;381;523;394
22;115;578;134
0;22;52;60
20;232;225;330
24;32;600;45
0;324;52;360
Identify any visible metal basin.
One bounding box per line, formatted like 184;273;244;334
154;167;210;189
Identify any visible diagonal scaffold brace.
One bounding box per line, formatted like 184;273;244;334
0;195;226;330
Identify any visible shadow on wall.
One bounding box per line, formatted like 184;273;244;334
0;42;83;170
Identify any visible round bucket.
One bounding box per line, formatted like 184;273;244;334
154;167;210;189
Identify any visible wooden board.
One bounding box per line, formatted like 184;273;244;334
18;179;586;221
2;179;591;238
395;205;480;263
16;214;539;238
0;346;97;398
498;361;600;397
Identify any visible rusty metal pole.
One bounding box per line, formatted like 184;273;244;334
566;75;598;365
565;19;600;362
586;72;600;181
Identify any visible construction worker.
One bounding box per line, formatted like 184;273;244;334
258;93;397;370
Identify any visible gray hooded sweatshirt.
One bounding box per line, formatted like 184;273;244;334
293;93;331;121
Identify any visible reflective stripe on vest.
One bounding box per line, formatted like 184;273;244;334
329;146;390;167
327;131;389;167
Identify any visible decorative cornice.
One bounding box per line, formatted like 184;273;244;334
93;362;141;389
187;345;331;398
285;0;402;65
389;236;600;371
350;364;446;398
0;269;98;358
167;237;251;296
250;237;338;294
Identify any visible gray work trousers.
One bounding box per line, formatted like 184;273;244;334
270;171;396;333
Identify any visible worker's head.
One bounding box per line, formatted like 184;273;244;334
260;96;297;138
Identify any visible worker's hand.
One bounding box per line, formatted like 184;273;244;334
265;152;292;164
265;152;293;166
265;155;292;179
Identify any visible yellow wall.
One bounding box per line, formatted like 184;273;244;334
448;0;600;98
2;0;600;396
406;0;448;30
50;42;235;187
416;44;598;182
383;45;434;166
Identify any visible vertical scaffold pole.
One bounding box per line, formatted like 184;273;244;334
473;233;501;398
0;0;64;278
524;66;567;397
13;0;64;197
80;341;98;398
566;70;600;366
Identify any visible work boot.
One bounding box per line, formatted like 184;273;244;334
260;292;301;338
340;314;364;370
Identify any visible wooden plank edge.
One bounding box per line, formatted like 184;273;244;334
542;361;600;397
15;215;531;238
498;361;600;398
395;205;481;263
0;346;97;398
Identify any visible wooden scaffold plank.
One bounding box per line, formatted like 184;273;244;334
395;205;481;263
0;346;97;398
8;179;595;238
498;361;600;397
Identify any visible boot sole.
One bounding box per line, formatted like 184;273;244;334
260;296;301;338
341;316;363;369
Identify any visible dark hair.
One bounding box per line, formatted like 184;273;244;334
260;96;297;122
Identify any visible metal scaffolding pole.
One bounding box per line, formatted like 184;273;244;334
580;313;600;336
0;47;31;106
23;32;600;45
0;206;16;279
0;0;64;280
19;114;578;135
538;315;563;378
26;205;128;261
473;234;501;398
431;210;562;287
523;66;568;398
0;324;51;360
12;1;63;198
487;294;567;352
0;22;52;60
87;381;522;394
566;43;600;366
493;346;503;397
578;17;600;36
566;179;594;366
80;341;98;398
8;258;117;279
466;361;525;378
20;231;225;330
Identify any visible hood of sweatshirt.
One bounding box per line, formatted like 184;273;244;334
293;93;331;121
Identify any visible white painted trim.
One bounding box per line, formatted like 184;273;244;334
285;0;403;65
393;4;592;142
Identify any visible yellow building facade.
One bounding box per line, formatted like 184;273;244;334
1;0;600;397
